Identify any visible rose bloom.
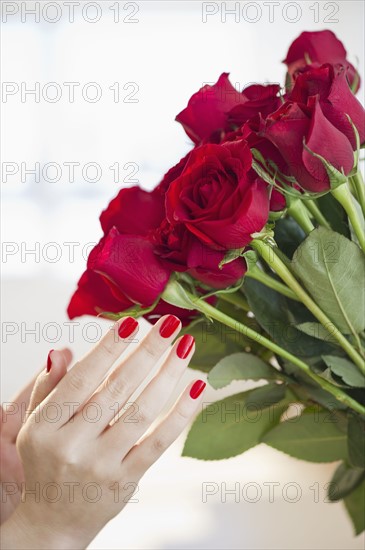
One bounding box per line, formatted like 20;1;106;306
284;30;360;92
68;169;249;322
176;72;281;145
289;63;365;148
262;96;354;193
165;139;269;249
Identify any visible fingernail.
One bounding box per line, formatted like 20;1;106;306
118;317;138;339
176;334;195;359
159;315;180;338
46;349;54;373
190;380;206;399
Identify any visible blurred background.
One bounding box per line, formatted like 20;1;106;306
1;1;365;548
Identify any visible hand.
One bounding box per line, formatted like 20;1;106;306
0;349;72;522
1;316;205;549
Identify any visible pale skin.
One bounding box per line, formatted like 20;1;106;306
0;315;205;549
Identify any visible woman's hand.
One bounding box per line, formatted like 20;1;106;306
0;349;73;522
1;315;205;549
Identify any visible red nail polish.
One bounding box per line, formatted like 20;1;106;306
176;335;195;359
190;380;206;399
118;317;138;339
159;315;180;338
47;349;54;372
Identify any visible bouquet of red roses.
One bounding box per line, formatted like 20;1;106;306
69;31;365;533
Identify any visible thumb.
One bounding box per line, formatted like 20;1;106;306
26;348;73;421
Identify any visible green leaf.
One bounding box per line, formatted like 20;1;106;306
316;193;351;238
218;247;245;269
182;388;289;460
262;409;348;463
161;278;197;311
296;322;338;344
348;416;365;468
274;217;306;259
346;114;361;173
208;352;278;389
322;355;365;388
243;278;336;359
244;383;286;408
99;301;158;320
344;479;365;535
295;383;347;411
328;462;365;501
202;277;244;302
291;227;365;334
242;249;259;270
348;194;365;248
183;320;242;373
318;367;350;388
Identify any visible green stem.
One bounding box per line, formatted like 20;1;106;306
287;200;315;234
251;239;365;375
188;291;365;416
305;200;331;229
350;171;365;217
218;292;250;312
272;246;293;270
246;267;299;301
332;183;365;253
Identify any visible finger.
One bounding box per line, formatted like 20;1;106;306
0;349;72;439
26;348;73;420
34;316;140;430
68;315;182;436
122;379;206;475
101;334;195;457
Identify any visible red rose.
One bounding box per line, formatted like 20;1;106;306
100;186;165;235
165;140;269;249
227;84;281;129
68;187;172;317
154;220;247;289
289;64;365;148
68;176;248;321
67;269;133;319
154;153;190;196
175;73;246;145
284;30;360;92
262;97;354;193
186;237;246;289
144;300;202;327
176;74;282;145
67;268;197;326
89;227;171;306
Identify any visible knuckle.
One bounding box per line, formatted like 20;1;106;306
98;339;117;360
140;338;158;360
152;436;168;454
104;375;129;401
133;408;147;425
67;369;89;393
163;363;181;383
174;405;190;424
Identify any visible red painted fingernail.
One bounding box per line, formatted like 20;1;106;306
159;315;180;338
118;317;138;339
176;335;195;359
190;380;206;399
46;349;54;372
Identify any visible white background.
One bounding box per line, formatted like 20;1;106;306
1;1;365;548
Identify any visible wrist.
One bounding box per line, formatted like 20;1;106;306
1;504;89;550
